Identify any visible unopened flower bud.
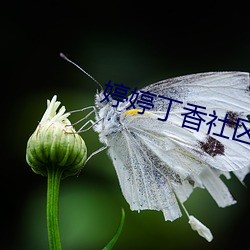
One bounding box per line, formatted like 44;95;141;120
26;95;87;178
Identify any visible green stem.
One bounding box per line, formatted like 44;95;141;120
47;165;63;250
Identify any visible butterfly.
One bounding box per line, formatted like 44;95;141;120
61;55;250;241
92;72;250;241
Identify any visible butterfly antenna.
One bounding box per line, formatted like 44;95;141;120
60;53;103;91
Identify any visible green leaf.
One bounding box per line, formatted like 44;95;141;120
247;114;250;121
102;208;125;250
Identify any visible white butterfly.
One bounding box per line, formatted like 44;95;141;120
91;72;250;241
61;53;250;242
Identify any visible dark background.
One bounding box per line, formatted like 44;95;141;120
2;1;250;250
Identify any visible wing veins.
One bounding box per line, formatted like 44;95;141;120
123;130;152;209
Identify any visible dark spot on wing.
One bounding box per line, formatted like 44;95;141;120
186;177;195;186
226;111;242;128
199;136;225;157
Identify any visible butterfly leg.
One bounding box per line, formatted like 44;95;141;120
77;145;108;176
68;106;101;132
76;119;100;132
85;145;108;165
70;106;96;125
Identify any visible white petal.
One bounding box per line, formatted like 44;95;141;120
188;215;213;242
40;95;71;125
40;95;58;123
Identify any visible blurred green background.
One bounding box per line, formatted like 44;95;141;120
2;2;250;250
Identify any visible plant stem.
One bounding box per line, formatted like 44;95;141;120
103;208;125;250
47;165;63;250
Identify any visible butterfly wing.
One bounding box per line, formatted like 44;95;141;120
141;71;249;114
107;112;237;221
105;72;249;221
106;116;182;221
130;72;250;174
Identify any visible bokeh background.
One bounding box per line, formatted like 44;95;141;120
2;1;250;250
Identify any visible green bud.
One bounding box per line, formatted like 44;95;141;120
26;95;87;178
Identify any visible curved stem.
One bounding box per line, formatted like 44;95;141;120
47;166;63;250
103;208;125;250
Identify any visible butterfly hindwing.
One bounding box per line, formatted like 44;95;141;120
107;117;182;221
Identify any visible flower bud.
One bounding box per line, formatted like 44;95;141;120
26;95;87;178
